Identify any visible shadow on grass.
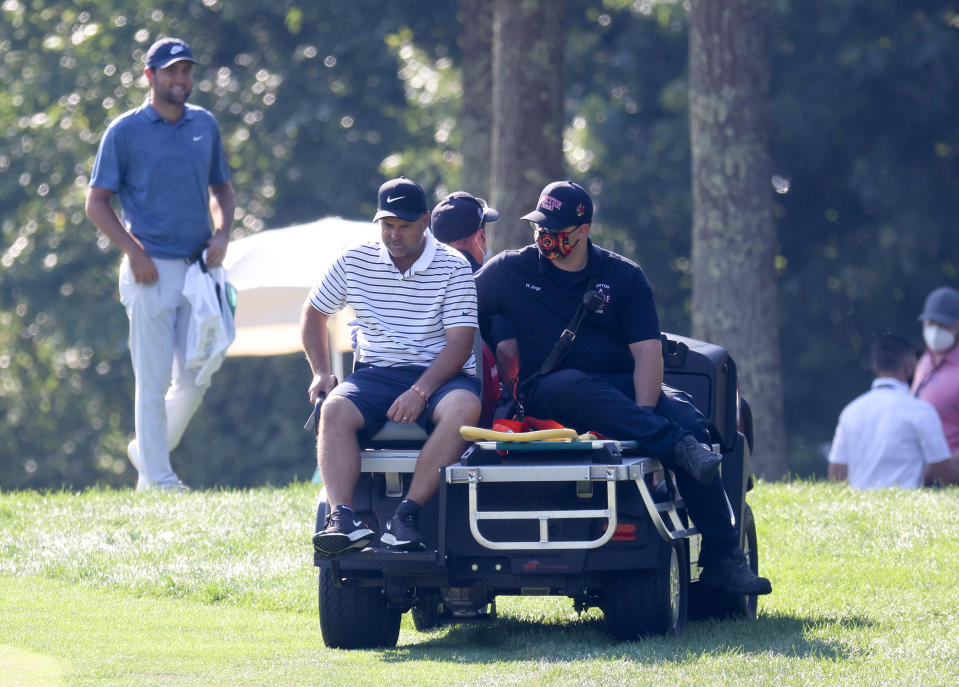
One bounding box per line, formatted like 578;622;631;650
381;611;874;664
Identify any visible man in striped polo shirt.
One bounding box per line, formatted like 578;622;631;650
302;177;482;555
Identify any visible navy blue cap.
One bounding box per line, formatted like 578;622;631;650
373;177;428;222
919;286;959;327
145;38;197;70
521;181;593;230
431;192;499;242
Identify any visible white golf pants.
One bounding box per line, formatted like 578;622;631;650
119;256;214;489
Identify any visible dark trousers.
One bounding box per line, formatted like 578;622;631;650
527;369;739;565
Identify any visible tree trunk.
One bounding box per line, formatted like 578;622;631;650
490;0;565;250
688;0;787;480
459;0;493;200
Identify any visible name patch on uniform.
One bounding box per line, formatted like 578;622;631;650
593;283;611;313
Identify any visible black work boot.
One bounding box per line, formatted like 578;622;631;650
700;549;772;596
672;435;722;485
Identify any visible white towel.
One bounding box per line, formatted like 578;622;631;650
182;251;235;386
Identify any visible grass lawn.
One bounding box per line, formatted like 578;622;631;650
1;481;958;686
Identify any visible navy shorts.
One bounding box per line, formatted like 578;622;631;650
329;364;481;437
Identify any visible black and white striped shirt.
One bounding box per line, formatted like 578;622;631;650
309;229;477;373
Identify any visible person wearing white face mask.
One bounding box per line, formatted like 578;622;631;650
912;286;959;454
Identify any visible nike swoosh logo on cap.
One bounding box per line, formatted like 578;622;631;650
171;45;184;54
386;195;405;203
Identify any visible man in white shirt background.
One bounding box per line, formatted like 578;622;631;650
828;333;959;488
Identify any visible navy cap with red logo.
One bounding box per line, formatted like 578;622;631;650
373;177;428;222
521;180;593;231
431;192;499;243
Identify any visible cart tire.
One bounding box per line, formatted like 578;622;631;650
689;503;760;620
318;568;401;649
602;540;688;639
411;595;442;632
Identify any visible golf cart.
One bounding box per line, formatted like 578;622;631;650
312;333;760;648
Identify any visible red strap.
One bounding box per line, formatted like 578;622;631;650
524;416;567;431
492;418;528;434
491;416;570;434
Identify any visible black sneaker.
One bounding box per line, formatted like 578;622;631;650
700;549;772;596
380;501;426;551
312;506;374;557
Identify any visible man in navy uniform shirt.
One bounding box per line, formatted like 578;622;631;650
474;180;771;596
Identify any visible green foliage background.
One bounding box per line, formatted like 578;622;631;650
2;0;958;488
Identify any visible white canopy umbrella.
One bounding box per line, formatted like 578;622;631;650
221;216;380;361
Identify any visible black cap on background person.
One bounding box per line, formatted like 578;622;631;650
431;192;499;243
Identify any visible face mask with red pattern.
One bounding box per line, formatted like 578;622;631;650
533;225;580;260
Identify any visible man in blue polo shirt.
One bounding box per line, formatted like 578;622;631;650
86;37;234;490
474;180;772;597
